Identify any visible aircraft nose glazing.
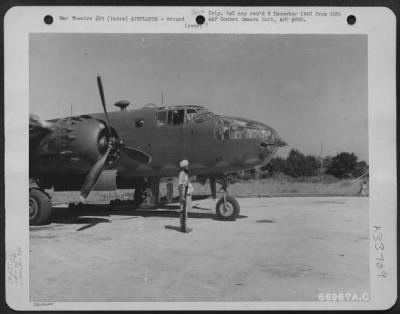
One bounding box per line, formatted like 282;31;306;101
256;125;287;152
215;116;286;149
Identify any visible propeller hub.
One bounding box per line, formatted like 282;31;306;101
98;136;109;154
112;138;125;150
99;136;126;163
99;130;125;154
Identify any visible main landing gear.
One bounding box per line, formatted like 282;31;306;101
133;186;148;207
214;176;240;221
29;187;52;226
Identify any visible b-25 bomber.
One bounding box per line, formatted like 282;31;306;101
29;75;286;225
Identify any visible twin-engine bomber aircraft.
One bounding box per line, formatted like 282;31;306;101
29;75;287;225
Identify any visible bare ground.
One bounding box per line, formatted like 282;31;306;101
30;197;369;303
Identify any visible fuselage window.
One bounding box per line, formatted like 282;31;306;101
135;119;144;128
157;111;167;126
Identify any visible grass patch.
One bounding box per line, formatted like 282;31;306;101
48;177;367;205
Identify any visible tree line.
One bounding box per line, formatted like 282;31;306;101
261;149;368;179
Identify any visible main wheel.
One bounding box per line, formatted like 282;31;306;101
216;195;240;221
110;199;122;208
29;189;52;225
133;188;147;207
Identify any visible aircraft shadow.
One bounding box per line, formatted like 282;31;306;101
161;195;211;202
157;203;213;211
49;202;247;230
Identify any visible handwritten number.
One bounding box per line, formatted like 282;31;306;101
373;232;382;242
376;252;384;261
374;242;384;251
377;271;387;278
373;225;381;232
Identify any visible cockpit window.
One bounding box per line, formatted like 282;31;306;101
157;107;214;126
168;109;185;125
185;108;197;123
135;119;144;128
193;109;214;123
157;111;167;126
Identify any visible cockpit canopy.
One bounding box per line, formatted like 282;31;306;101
156;106;215;126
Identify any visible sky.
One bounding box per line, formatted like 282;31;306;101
30;33;368;161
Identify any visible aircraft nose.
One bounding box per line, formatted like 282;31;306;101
254;124;286;164
216;115;286;148
273;132;287;147
252;122;286;148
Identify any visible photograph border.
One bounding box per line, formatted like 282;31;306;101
3;5;397;311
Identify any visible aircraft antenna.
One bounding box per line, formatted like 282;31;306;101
161;91;164;105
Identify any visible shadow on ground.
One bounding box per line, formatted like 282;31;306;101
30;200;247;231
164;226;194;233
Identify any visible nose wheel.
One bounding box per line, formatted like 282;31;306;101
215;176;240;220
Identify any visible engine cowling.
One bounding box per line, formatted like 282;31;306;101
30;116;112;179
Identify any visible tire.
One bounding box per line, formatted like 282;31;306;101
134;188;147;207
110;199;122;206
216;195;240;221
110;199;122;209
29;189;52;225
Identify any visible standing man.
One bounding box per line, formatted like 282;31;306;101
360;179;369;196
178;160;193;233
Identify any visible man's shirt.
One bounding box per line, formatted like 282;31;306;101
178;170;193;195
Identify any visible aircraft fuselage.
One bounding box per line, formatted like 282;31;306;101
30;105;285;189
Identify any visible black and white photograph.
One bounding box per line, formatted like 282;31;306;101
4;6;397;311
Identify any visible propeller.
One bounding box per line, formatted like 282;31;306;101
80;147;112;200
96;75;112;137
79;75;152;201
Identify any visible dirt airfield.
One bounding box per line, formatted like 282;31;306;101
30;196;369;302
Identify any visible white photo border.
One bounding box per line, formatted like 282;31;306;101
4;6;397;311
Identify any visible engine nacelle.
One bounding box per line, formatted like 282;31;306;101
30;116;110;178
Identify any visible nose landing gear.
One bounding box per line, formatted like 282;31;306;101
215;176;240;221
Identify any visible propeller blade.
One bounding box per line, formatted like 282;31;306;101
96;74;112;136
80;147;112;200
123;146;152;164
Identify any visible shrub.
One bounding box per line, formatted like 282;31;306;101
327;152;361;179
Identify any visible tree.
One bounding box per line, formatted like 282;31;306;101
322;156;333;170
263;156;287;176
304;155;319;177
353;160;369;178
326;152;358;178
285;149;319;177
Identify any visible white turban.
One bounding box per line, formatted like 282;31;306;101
179;160;189;168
